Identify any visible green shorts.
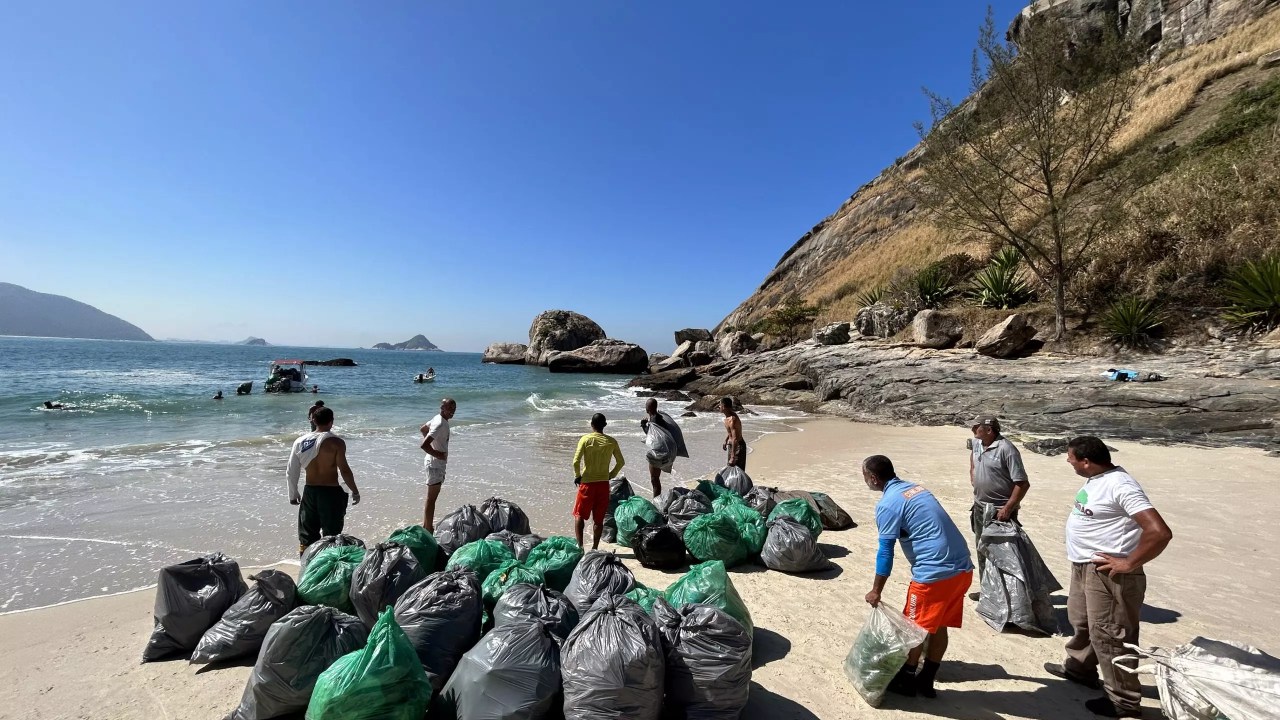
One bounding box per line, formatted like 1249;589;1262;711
299;485;349;549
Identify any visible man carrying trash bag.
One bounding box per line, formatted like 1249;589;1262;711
861;454;973;699
640;398;688;497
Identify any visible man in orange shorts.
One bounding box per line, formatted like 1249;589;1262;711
571;413;625;550
862;454;974;699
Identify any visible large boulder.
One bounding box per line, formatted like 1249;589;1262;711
652;355;690;374
674;328;713;346
671;340;695;360
525;310;606;366
482;342;528;364
913;310;963;349
813;322;851;346
976;314;1037;358
628;367;697;390
718;331;759;360
547;339;649;374
855;302;914;338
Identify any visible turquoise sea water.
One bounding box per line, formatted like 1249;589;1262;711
0;337;802;612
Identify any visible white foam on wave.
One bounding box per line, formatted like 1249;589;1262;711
0;534;129;546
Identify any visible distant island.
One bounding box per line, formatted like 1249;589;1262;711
0;282;154;342
239;337;270;346
373;334;441;351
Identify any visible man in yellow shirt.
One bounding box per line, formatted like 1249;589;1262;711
572;413;625;550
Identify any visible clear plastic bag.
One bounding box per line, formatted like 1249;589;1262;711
842;605;928;707
645;423;676;466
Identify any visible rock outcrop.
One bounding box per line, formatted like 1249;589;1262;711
718;331;760;360
1009;0;1280;54
674;328;713;346
304;358;358;367
855;303;915;339
482;342;528;364
913;310;964;349
813;322;852;346
239;337;269;346
374;334;441;351
975;314;1038;358
546;339;648;374
525;310;606;366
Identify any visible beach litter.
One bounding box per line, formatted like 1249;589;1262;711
435;504;491;557
713;494;767;555
564;550;637;615
487;529;544;561
655;602;753;720
613;496;662;548
665;560;753;636
743;485;778;517
773;490;857;530
348;542;427;629
445;538;515;585
562;594;666;720
682;511;751;568
761;516;832;574
190;569;296;665
482;559;545;609
436;618;563;720
601;475;636;544
492;582;579;645
644;421;677;467
393;568;484;693
1113;637;1280;720
715;465;755;495
480;496;533;535
975;515;1061;635
525;535;584;592
386;525;439;573
297;545;366;614
625;584;666;614
660;488;713;537
305;608;432;720
769;498;823;539
843;605;929;708
142;552;247;662
301;534;366;576
633;523;687;570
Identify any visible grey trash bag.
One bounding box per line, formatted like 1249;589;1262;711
436;504;492;557
645;423;677;467
143;552;248;662
227;604;369;720
602;476;636;544
774;490;856;530
633;523;687;571
481;496;533;535
393;568;484;692
489;530;545;561
714;466;754;496
300;534;366;576
660;489;713;537
191;569;296;665
349;542;428;629
760;516;832;574
564;550;636;615
1116;637;1280;720
435;619;563;720
562;594;665;720
742;487;777;517
493;582;580;646
975;518;1061;635
654;603;753;720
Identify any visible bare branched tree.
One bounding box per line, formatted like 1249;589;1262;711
914;10;1149;339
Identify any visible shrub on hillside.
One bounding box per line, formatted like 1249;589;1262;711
1101;296;1165;348
854;286;887;310
1223;255;1280;332
913;265;955;309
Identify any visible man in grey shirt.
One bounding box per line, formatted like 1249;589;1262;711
969;416;1029;594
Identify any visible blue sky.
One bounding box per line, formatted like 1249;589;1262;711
0;1;1027;352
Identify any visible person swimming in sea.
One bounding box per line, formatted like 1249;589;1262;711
43;400;66;410
213;391;224;400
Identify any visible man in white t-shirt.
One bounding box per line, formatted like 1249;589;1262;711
419;397;456;532
1044;436;1173;719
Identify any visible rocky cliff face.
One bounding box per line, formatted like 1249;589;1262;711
1011;0;1280;51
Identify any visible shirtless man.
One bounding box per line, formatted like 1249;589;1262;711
286;406;360;555
720;396;747;470
420;398;457;531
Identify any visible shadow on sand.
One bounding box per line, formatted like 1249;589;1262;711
742;680;822;720
752;626;791;669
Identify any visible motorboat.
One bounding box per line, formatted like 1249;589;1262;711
266;360;309;393
414;371;436;384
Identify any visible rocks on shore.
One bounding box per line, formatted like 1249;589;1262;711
303;358;358;367
674;328;713;345
855;302;914;339
718;331;759;360
525;310;605;366
976;314;1037;358
482;342;528;364
813;322;851;346
547;339;648;374
913;310;963;350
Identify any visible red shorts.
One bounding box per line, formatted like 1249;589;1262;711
573;481;610;522
905;570;973;633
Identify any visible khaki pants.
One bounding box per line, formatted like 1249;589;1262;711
1064;562;1146;712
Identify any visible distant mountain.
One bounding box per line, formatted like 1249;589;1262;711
373;334;441;351
0;282;154;342
239;337;270;346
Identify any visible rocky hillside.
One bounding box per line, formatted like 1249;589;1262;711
0;282;154;342
720;2;1280;334
373;334;441;351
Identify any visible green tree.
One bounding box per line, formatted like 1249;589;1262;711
763;297;820;341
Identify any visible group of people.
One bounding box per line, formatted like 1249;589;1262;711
865;418;1173;717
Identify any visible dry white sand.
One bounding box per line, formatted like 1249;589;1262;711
3;418;1277;719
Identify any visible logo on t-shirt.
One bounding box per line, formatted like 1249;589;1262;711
301;438;317;453
1073;488;1093;517
902;485;928;501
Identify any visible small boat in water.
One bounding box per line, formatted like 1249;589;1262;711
414;371;436;384
266;360;309;393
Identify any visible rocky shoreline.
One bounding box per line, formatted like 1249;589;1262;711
631;334;1280;451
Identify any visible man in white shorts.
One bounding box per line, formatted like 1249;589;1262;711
420;397;456;531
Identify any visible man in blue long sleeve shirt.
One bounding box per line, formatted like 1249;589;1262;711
863;454;973;699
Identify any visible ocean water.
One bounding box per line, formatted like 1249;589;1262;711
0;337;804;612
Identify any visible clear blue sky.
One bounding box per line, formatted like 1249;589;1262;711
1;1;1027;352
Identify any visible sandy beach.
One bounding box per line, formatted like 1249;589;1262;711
3;417;1277;720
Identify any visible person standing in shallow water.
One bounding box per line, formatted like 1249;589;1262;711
308;400;325;431
419;398;456;532
720;397;746;470
571;413;624;550
286;407;360;556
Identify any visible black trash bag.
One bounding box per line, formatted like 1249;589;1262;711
663;490;713;537
142;553;248;662
435;618;563;720
713;466;754;496
602;475;636;544
436;505;492;557
191;569;296;665
563;551;636;615
633;523;687;570
227;604;369;720
300;534;366;576
562;594;665;720
774;490;857;531
393;568;484;692
480;496;533;535
493;582;580;646
653;603;752;720
489;530;546;562
349;542;428;629
742;487;778;517
760;516;832;574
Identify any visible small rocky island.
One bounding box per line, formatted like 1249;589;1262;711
483;309;648;373
373;334;441;351
238;337;269;346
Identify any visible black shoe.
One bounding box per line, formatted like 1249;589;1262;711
916;659;941;699
1085;696;1141;718
968;591;981;601
1044;662;1102;690
886;666;918;697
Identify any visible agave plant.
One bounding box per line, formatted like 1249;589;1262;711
990;246;1023;272
968;265;1034;309
914;266;955;309
1222;255;1280;331
854;285;887;309
1101;296;1165;348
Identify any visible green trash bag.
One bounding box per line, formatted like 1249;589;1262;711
445;539;514;584
682;511;750;568
624;584;664;615
481;560;545;608
843;605;929;708
769;498;823;539
298;545;367;613
614;496;661;548
665;560;753;635
387;525;440;572
715;498;767;555
525;536;583;592
305;608;432;720
696;479;733;502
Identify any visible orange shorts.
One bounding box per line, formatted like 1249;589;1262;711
573;481;610;522
905;570;973;633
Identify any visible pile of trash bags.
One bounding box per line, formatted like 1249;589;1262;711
435;504;493;557
601;476;636;544
481;496;533;535
613;496;662;548
445;538;515;584
349;542;427;628
307;608;433;720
